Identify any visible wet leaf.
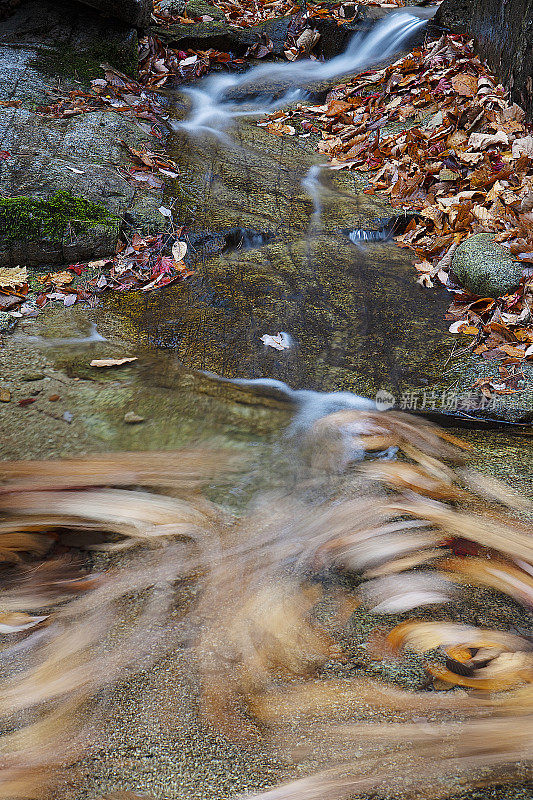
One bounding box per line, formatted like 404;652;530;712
90;357;138;367
451;73;478;98
260;332;291;350
172;240;188;261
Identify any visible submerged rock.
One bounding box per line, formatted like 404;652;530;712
451;234;523;297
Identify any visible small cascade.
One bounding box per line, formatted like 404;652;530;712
175;12;427;138
301;165;323;228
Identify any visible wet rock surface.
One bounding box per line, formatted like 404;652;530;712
0;0;164;266
153;7;385;58
451;233;524;298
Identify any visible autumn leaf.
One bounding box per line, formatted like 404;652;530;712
451;73;478;98
90;357;138;367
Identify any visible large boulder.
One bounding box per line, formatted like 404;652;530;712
0;0;165;266
435;0;533;119
0;109;164;266
451;233;523;297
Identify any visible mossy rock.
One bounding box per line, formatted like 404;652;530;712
0;192;120;267
185;0;225;18
154;15;294;55
451;233;523;297
0;192;115;244
30;33;139;85
157;0;225;20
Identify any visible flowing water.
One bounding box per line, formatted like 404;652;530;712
3;11;533;800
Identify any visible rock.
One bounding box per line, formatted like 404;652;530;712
451;234;523;297
77;0;151;27
0;1;166;267
0;0;140;96
21;371;45;381
153;16;294;56
158;0;224;19
435;0;533;119
153;6;425;60
0;110;165;266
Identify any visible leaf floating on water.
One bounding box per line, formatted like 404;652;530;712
260;332;291;350
90;357;138;367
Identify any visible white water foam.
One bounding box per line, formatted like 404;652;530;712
203;372;376;431
301;165;323;228
175;11;427;138
19;322;106;347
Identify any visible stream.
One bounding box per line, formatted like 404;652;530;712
3;10;533;800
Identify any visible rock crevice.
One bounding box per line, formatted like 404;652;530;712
436;0;533;118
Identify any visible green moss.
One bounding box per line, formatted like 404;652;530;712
0;191;117;244
31;36;139;85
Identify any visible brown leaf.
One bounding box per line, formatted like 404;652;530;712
451;73;478;98
90;357;138;368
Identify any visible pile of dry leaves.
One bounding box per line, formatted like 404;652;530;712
152;0;411;28
139;34;245;88
260;33;533;385
0;224;193;320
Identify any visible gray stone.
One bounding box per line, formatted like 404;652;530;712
0;0;166;266
0;0;139;101
0;108;165;266
451;233;523;297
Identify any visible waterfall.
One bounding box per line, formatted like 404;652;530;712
175;11;427;138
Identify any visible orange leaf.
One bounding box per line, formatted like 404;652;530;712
451;73;478;98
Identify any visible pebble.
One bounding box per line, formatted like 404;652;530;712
0;387;11;402
124;411;145;424
21;371;45;381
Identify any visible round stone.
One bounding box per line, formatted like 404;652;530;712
451;233;523;297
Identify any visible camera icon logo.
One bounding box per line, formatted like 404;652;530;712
375;389;395;411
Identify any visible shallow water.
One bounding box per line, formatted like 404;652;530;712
3;18;533;800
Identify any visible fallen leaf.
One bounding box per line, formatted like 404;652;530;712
0;388;11;402
451;73;478;98
172;240;188;261
260;332;291;350
90;357;138;367
467;131;509;150
0;266;28;289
